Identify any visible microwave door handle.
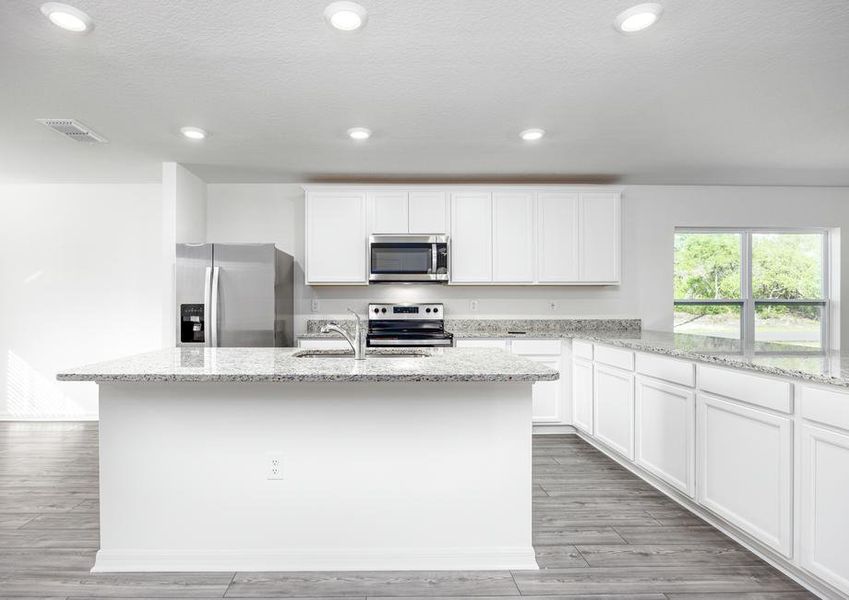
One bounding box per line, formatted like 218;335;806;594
202;267;212;347
431;243;437;274
210;266;220;347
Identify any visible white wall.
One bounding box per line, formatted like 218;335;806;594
0;184;164;419
206;184;849;346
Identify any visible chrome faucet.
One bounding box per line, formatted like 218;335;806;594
320;308;366;360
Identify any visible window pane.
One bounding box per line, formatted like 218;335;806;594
752;233;824;299
674;233;742;300
755;303;823;349
674;304;742;339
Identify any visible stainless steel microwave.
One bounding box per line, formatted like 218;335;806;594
368;234;449;283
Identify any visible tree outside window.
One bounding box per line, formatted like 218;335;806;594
674;229;828;351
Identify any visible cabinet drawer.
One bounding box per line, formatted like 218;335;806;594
636;352;695;387
698;365;792;414
799;385;849;432
572;340;594;360
594;344;634;371
511;339;561;355
455;339;509;350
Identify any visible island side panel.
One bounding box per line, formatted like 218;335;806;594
95;381;536;571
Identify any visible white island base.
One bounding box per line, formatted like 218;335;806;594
93;381;537;572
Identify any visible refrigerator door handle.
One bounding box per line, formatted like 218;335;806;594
210;266;221;347
202;267;213;347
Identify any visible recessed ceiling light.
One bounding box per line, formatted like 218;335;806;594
324;1;368;31
347;127;371;140
615;3;663;33
40;2;93;33
520;128;545;141
180;126;207;140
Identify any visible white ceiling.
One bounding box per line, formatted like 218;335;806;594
2;0;848;185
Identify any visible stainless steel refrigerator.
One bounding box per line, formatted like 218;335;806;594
176;243;295;347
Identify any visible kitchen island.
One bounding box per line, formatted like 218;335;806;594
58;347;557;573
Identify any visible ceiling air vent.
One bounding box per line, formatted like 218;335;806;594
36;118;108;143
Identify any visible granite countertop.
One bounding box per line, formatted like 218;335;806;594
299;317;641;340
565;330;849;388
57;347;559;384
299;317;849;387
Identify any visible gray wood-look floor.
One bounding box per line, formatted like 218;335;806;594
0;422;816;599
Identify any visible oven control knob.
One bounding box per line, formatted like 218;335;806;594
433;307;439;313
373;308;380;314
381;308;387;313
425;308;431;313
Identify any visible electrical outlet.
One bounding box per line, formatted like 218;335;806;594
311;299;320;313
549;301;558;312
470;300;479;312
266;453;284;480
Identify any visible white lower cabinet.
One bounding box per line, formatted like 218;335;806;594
572;358;594;434
697;393;793;556
511;342;563;424
593;363;634;459
526;357;562;423
800;423;849;592
456;338;565;424
635;375;695;496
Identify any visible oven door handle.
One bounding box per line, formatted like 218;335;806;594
368;338;454;347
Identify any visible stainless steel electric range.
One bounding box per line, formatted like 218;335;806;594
366;303;454;348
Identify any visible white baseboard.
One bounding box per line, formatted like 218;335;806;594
92;546;539;572
532;424;577;434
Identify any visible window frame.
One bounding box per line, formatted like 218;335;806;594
674;227;830;353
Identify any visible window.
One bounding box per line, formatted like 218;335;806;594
674;229;829;351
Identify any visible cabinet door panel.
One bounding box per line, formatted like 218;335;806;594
635;376;695;496
527;357;562;423
450;192;492;282
409;191;448;234
572;358;593;433
492;192;534;283
537;192;579;282
697;393;793;556
580;192;620;283
368;191;409;233
593;364;634;459
306;192;367;283
800;424;849;593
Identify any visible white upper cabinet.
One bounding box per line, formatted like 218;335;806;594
368;191;408;233
537;192;580;282
492;191;535;283
305;191;367;284
304;185;621;286
408;191;448;234
450;192;492;283
581;192;620;283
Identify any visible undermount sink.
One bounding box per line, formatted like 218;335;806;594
293;350;428;359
